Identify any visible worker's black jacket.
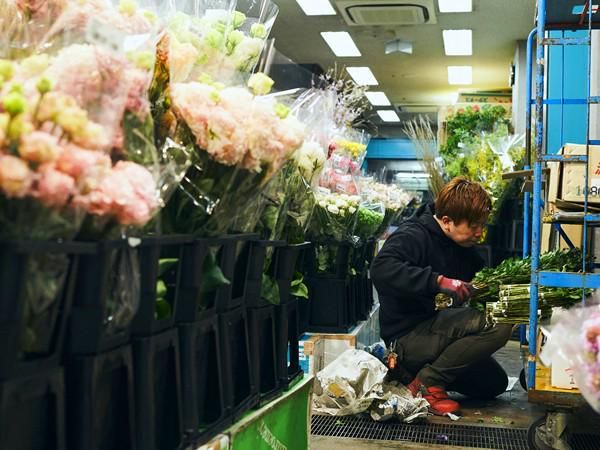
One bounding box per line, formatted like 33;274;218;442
371;203;484;343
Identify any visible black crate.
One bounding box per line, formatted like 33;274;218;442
353;272;370;322
245;240;285;308
0;241;90;380
219;233;258;312
67;344;136;450
133;235;192;336
248;305;280;404
273;243;311;283
298;297;310;335
306;241;352;278
275;298;303;390
176;237;229;323
219;306;258;420
69;239;141;354
307;275;354;333
178;314;229;444
132;328;183;450
0;366;65;450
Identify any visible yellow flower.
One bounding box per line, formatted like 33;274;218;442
56;106;89;136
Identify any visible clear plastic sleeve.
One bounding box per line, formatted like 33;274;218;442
540;305;600;412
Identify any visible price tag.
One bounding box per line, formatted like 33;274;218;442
85;18;125;54
589;178;600;197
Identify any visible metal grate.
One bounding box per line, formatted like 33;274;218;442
311;415;528;449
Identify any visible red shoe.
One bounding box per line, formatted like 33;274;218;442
407;378;460;416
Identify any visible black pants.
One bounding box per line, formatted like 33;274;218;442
391;308;512;400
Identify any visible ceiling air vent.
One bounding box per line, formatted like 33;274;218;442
336;0;437;26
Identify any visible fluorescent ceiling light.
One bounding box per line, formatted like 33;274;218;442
365;91;391;106
448;66;472;85
443;29;472;56
296;0;336;16
438;0;472;13
321;32;361;57
346;66;378;86
377;110;400;122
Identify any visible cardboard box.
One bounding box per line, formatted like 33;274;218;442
299;336;324;375
551;352;578;390
559;143;600;204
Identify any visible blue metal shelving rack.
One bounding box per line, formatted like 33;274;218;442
526;0;600;404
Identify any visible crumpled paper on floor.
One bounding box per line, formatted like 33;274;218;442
313;349;429;423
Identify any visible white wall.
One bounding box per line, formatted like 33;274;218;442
512;40;528;136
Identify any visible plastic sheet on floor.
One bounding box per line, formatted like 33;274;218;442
313;349;428;423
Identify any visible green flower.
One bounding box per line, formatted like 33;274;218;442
198;73;213;84
0;60;14;81
209;90;221;104
212;21;226;34
3;92;27;116
196;54;209;65
9;84;24;95
232;11;246;28
274;103;290;119
204;29;224;49
36;76;54;95
226;29;244;53
119;0;137;16
7;114;32;140
248;72;274;95
250;23;267;39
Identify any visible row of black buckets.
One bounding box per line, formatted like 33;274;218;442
301;239;378;334
0;235;308;450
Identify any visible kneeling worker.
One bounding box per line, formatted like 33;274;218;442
371;177;512;415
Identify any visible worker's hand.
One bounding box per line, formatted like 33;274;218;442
437;276;474;306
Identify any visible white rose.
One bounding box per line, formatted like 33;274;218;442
327;204;340;214
336;199;346;208
348;206;356;214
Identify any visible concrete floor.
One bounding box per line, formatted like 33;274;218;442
310;340;546;449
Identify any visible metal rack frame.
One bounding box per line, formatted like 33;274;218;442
526;0;600;405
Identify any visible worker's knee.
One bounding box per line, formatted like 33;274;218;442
433;307;486;338
488;323;513;348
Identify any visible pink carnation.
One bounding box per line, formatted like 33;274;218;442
56;145;111;179
35;163;75;207
74;161;157;226
0;155;34;198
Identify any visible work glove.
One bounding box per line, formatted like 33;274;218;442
437;275;474;306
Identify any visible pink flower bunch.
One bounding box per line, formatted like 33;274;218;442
73;161;158;226
170;82;305;172
582;315;600;402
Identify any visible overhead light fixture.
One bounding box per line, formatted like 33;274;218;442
377;110;400;122
448;66;472;85
365;91;391;106
385;39;413;55
346;66;378;86
443;30;472;55
295;0;336;16
321;32;361;57
438;0;472;13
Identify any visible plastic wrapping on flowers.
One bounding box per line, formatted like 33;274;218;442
159;0;278;87
307;188;360;273
540;306;600;413
319;128;370;196
358;177;413;237
160;76;305;236
0;0;189;340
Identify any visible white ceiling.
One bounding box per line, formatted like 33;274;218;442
270;0;536;117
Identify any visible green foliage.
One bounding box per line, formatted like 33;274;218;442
290;271;309;299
